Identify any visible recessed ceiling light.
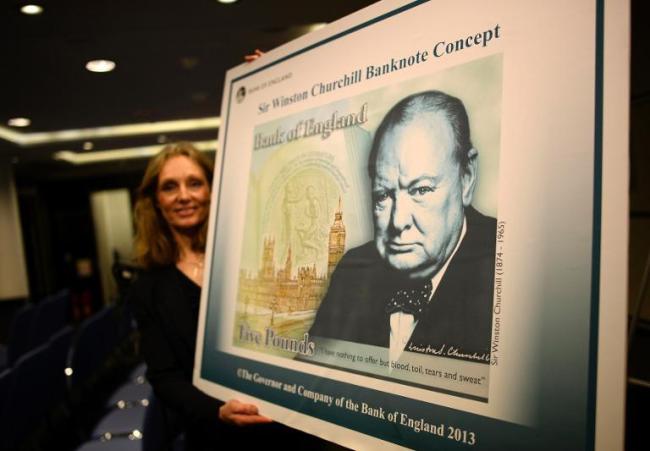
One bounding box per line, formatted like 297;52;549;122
83;141;94;150
217;0;238;4
86;59;116;73
20;4;43;15
8;117;31;127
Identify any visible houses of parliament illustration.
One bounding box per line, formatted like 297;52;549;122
237;198;346;315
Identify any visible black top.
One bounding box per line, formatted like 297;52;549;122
130;265;347;450
176;267;201;318
129;265;222;428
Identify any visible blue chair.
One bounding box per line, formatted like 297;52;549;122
91;405;148;441
0;368;13;404
29;289;71;350
75;437;144;451
0;303;36;369
97;305;118;359
67;306;116;392
46;325;76;407
77;394;166;451
0;369;15;441
106;382;152;409
1;343;52;451
128;362;148;385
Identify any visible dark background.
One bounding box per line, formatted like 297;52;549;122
0;1;648;449
0;0;378;300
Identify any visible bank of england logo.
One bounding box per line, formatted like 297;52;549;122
236;86;246;104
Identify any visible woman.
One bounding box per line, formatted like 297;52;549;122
129;142;271;450
129;142;340;450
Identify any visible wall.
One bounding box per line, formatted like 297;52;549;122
0;160;29;300
90;189;134;304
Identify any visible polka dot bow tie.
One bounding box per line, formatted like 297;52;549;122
385;280;433;318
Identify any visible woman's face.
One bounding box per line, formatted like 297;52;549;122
156;155;210;231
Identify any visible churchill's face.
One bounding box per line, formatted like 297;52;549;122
372;113;475;279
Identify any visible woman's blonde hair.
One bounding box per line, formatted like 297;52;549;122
133;142;214;268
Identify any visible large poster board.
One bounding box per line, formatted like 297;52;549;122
195;1;629;449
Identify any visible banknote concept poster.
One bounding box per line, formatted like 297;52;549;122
195;1;628;450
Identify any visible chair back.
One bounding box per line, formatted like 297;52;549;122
29;290;71;350
67;305;116;391
6;303;37;366
1;343;51;450
0;369;15;439
47;325;75;406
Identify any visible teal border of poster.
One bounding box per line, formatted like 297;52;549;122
202;1;605;449
586;0;604;449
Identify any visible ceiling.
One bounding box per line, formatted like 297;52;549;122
0;0;376;167
1;0;648;172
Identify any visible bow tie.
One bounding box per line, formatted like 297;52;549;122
385;280;433;318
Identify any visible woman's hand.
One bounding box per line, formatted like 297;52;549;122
219;399;273;426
